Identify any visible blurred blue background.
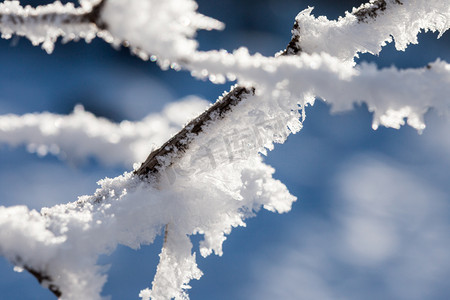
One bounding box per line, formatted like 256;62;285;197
0;0;449;299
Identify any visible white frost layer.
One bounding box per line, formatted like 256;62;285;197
0;97;209;167
0;0;99;53
100;0;224;67
295;0;450;62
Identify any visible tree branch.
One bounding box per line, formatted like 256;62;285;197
282;21;302;56
24;266;62;299
0;0;107;29
353;0;403;23
134;86;255;177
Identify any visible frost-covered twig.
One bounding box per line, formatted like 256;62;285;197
0;98;209;168
135;86;254;177
294;0;449;61
24;266;62;298
0;0;106;53
0;88;298;298
189;49;450;131
353;0;403;23
0;0;224;64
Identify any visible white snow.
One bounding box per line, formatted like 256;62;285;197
100;0;224;68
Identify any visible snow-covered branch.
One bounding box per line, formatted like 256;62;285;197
0;91;297;298
0;0;224;64
294;0;450;61
135;86;254;177
0;0;106;53
0;97;209;167
190;49;449;131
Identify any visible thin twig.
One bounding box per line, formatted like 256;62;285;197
24;266;62;298
0;0;107;29
354;0;403;23
134;86;255;177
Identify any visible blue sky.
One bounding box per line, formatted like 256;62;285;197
0;0;449;299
